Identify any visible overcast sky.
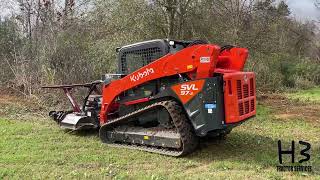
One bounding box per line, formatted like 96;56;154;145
0;0;319;22
286;0;320;21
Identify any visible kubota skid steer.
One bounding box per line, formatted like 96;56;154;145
43;39;256;156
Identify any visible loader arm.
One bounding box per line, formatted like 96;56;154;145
100;44;221;124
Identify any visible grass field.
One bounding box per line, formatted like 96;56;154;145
0;90;319;179
287;87;320;102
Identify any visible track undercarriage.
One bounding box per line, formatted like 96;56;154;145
99;100;199;156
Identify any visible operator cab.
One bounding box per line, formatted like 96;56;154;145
117;39;203;74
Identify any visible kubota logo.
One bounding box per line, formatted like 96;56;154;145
130;68;154;82
180;84;198;95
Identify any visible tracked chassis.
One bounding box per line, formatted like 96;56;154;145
99;100;199;156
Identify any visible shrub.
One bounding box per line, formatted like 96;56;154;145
247;52;320;92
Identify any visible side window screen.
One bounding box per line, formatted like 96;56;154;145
121;47;163;74
125;53;144;73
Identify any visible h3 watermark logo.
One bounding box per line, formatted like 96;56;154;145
277;140;312;172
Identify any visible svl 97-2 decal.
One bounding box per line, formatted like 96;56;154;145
171;80;205;104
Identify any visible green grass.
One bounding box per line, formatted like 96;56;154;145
0;105;319;179
287;87;320;103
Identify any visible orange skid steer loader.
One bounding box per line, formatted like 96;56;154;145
43;39;256;156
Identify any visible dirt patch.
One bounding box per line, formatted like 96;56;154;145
0;94;38;107
259;94;320;124
0;89;45;117
274;114;296;119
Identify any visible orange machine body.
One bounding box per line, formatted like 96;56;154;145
100;44;255;125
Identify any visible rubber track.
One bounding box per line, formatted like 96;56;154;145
99;100;199;156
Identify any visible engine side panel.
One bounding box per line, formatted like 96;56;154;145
169;77;225;136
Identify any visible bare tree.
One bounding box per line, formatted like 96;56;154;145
155;0;194;39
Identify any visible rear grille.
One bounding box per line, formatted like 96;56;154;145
224;73;256;123
251;99;255;112
243;84;249;98
238;102;244;115
245;101;250;114
237;80;242;99
236;78;255;116
250;78;254;96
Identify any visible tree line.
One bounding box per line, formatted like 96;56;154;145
0;0;320;96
